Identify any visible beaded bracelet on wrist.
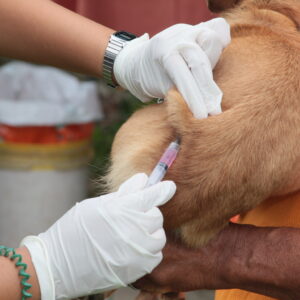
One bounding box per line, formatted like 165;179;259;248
0;246;32;300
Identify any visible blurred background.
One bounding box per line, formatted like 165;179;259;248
0;1;214;299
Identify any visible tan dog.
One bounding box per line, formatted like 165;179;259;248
101;0;300;299
106;0;300;248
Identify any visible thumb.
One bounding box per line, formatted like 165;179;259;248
117;173;148;197
126;180;176;212
197;18;231;47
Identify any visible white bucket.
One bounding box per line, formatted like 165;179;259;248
0;140;93;247
0;62;102;247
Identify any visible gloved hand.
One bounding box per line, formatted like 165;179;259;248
114;18;231;119
21;173;176;300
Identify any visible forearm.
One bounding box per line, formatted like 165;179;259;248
135;224;300;300
0;0;114;76
0;247;40;300
217;224;300;300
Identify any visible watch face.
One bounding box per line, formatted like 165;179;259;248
115;31;137;41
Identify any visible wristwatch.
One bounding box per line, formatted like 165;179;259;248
102;31;137;87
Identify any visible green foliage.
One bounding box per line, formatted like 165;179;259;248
88;92;146;195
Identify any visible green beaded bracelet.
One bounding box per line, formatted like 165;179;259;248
0;246;32;300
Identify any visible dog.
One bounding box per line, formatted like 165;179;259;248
101;0;300;299
106;0;300;247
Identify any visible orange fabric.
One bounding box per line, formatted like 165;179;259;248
230;215;240;223
216;289;276;300
0;123;94;144
215;191;300;300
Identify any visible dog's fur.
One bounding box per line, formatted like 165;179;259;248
104;0;300;250
95;1;300;300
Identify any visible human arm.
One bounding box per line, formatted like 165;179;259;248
0;247;40;300
0;174;175;300
0;0;230;119
18;174;175;300
0;0;114;76
134;223;300;300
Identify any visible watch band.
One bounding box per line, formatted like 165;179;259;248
102;31;137;88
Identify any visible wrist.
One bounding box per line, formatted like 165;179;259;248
219;224;277;288
21;236;55;300
17;247;41;300
0;246;40;300
185;224;261;291
191;224;243;290
103;31;137;88
113;33;153;102
217;224;300;299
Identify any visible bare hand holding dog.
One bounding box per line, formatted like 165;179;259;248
134;223;300;300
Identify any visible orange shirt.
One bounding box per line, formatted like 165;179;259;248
215;191;300;300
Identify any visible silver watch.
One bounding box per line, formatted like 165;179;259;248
102;31;137;88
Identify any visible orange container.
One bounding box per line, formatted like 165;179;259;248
0;123;94;170
0;123;94;144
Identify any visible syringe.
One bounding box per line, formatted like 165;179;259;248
145;139;180;187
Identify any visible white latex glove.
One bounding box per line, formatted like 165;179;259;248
114;18;231;119
21;173;176;300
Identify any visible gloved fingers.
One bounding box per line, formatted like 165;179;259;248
195;18;231;48
195;27;225;69
139;180;176;210
116;173;148;197
133;227;166;255
150;228;167;252
147;251;163;273
163;52;208;119
180;46;223;116
138;206;164;234
137;228;166;255
123;180;176;212
118;211;166;254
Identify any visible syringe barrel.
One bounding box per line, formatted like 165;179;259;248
145;162;168;187
146;139;180;187
159;141;180;167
